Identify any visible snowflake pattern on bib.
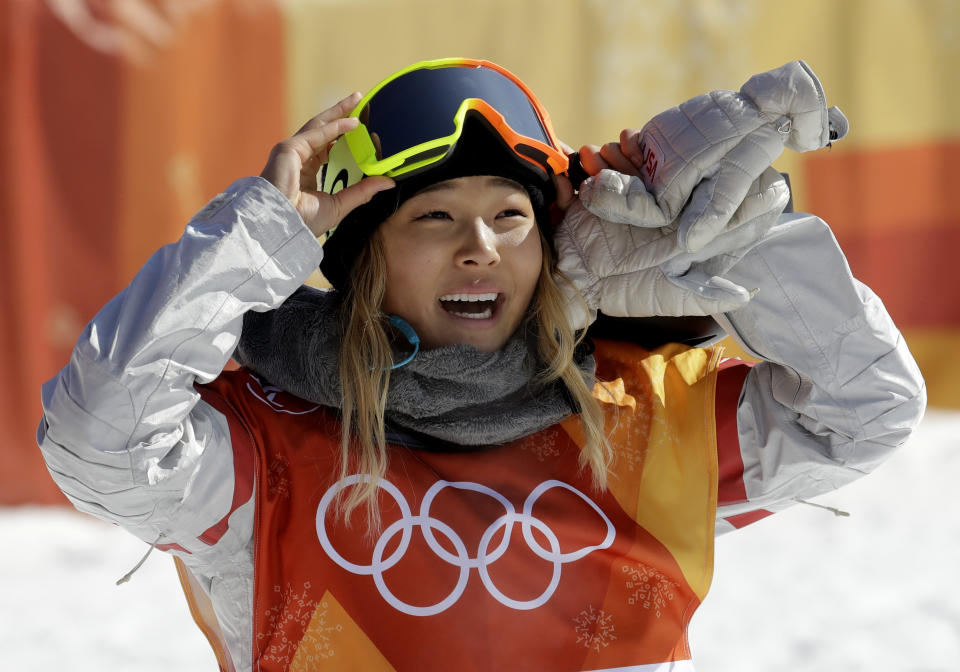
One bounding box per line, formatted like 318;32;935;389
516;428;560;462
573;604;617;652
289;598;343;670
266;454;291;498
622;561;679;618
258;582;318;666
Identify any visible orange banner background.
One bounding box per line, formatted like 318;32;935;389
2;0;957;504
1;0;286;503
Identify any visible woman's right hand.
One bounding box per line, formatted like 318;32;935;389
260;92;394;237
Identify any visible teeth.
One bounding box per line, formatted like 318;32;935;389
448;308;494;320
438;292;499;302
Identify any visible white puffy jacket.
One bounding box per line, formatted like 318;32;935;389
37;177;926;671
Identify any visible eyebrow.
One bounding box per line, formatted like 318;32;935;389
414;176;525;196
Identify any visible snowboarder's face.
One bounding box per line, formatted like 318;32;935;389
378;175;543;352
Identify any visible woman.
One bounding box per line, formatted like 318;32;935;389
38;59;925;671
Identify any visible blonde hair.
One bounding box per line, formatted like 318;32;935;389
336;229;611;525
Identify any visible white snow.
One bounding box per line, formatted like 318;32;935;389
691;408;960;672
2;411;957;671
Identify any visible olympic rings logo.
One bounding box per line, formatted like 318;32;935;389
315;475;616;617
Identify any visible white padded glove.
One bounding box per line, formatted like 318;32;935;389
636;59;848;252
555;61;848;329
556;166;789;328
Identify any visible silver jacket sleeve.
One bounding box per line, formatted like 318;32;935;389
36;178;322;670
713;212;927;532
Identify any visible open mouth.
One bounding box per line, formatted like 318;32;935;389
438;292;502;320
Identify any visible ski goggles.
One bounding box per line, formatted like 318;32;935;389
321;58;570;194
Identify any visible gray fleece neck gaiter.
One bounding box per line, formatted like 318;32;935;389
234;286;594;446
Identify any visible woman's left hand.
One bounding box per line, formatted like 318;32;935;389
552;61;848;328
577;129;645;179
552;133;643;211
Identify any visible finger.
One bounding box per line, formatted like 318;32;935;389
599;141;640;177
295;91;363;134
579;145;610;176
578;169;668;228
285;117;359;165
552;173;575;210
330;176;395;225
663;270;752;316
619;128;644;165
557;138;576;155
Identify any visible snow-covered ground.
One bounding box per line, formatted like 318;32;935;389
3;410;957;671
691;408;960;672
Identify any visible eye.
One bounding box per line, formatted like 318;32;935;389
498;208;528;219
414;210;453;221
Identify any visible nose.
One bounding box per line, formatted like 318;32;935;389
454;217;500;267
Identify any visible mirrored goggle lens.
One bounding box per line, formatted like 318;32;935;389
358;65;552;160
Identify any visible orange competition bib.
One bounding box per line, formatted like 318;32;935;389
188;340;722;671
